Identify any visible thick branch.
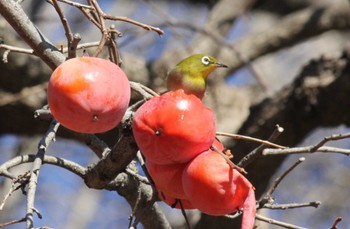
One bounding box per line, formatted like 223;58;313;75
111;173;171;229
221;3;350;73
0;1;66;70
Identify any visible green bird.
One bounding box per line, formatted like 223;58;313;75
166;54;227;99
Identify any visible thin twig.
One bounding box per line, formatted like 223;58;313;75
0;172;31;211
310;132;350;152
57;0;94;10
237;125;284;168
59;0;164;36
0;44;35;62
263;201;321;210
263;146;350;156
329;217;342;229
62;41;100;53
0;41;97;60
50;0;73;45
255;214;307;229
259;157;305;205
210;144;247;174
0;218;26;228
90;0;109;57
26;120;60;229
179;200;191;229
216;131;286;149
108;24;123;65
103;14;164;36
0;154;87;181
129;81;158;99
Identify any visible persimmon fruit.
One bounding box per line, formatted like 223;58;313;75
47;57;130;133
182;142;256;228
132;89;216;164
146;160;187;199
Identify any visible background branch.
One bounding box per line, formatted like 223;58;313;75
0;0;65;69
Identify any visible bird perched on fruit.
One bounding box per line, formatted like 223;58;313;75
166;54;227;99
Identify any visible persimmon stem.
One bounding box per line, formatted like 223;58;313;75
210;144;247;174
178;200;191;229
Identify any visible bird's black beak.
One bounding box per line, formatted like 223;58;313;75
215;62;228;68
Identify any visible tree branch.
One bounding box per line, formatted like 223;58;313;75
221;3;350;74
26;120;60;229
0;0;66;69
255;214;307;229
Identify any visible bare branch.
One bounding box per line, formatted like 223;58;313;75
103;15;164;36
236;125;285;168
58;0;164;37
0;44;35;62
90;0;109;57
50;0;73;45
263;146;350;156
0;218;26;228
255;214;307;229
310;132;350;152
26;120;60;229
108;172;171;229
67;33;81;59
0;0;66;69
329;217;342;229
216;130;286;149
57;0;94;10
130;81;159;99
263;201;321;210
222;3;350;74
0;172;30;211
210;144;247;174
84;109;138;189
260;157;305;204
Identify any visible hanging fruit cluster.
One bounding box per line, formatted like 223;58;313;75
47;57;131;133
132;89;256;229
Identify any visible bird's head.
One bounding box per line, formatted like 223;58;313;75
175;54;227;80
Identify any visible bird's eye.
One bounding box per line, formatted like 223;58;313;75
201;56;211;65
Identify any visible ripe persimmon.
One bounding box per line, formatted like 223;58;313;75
182;142;256;228
146;160;187;199
132;89;216;164
47;57;130;133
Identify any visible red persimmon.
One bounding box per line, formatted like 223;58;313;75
182;143;256;228
132;89;216;164
146;161;187;199
47;57;130;133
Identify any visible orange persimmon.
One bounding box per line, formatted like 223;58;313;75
132;89;216;164
47;57;130;133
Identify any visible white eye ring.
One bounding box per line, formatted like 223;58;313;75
201;56;211;65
